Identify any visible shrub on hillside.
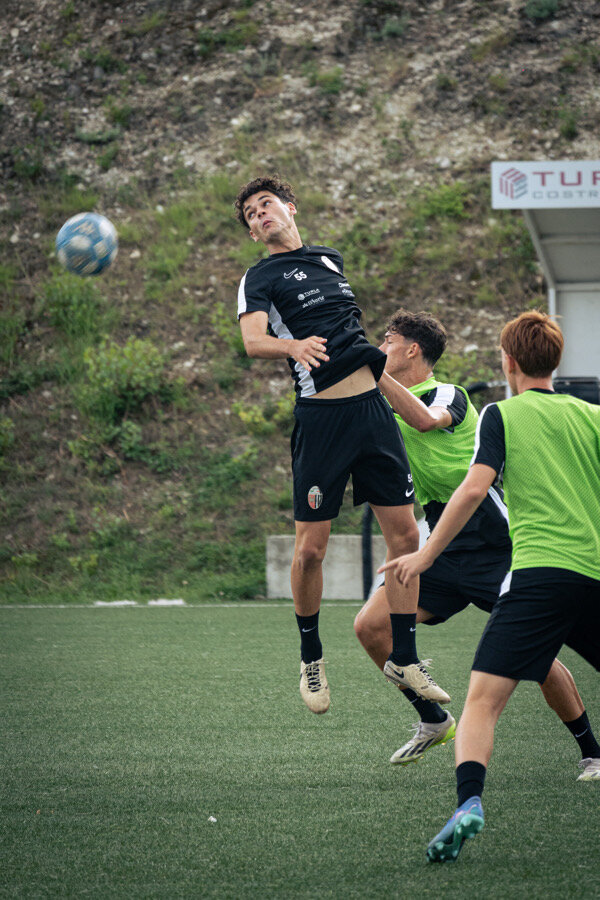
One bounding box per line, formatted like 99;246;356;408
42;274;104;339
80;337;174;422
524;0;558;21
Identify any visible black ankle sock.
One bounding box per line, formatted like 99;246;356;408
563;711;600;759
295;611;322;663
389;613;419;665
402;688;448;724
456;761;486;807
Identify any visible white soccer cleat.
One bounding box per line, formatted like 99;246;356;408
300;658;330;714
390;714;457;765
577;757;600;781
383;658;451;704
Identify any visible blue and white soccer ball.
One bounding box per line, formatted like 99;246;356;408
55;212;118;276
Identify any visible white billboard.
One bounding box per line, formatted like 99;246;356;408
491;160;600;208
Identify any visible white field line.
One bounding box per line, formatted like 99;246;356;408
0;601;363;609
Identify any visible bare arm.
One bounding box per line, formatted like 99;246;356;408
378;370;452;432
378;464;497;585
239;311;329;372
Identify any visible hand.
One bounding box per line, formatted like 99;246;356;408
377;548;431;586
291;336;329;372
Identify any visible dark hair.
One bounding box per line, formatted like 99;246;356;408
500;310;563;376
386;309;447;366
234;175;296;228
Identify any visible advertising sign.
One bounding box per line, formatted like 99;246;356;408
491;160;600;208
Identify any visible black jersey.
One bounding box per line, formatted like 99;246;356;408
237;244;386;397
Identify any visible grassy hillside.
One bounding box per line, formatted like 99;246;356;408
1;0;598;602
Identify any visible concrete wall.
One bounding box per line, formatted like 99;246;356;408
267;519;430;600
266;535;388;600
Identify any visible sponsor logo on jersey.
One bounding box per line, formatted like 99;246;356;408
308;485;323;510
298;288;320;301
284;268;298;279
302;295;324;308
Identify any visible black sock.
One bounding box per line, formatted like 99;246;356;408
401;688;448;724
456;761;487;807
295;611;322;663
563;711;600;759
389;613;419;666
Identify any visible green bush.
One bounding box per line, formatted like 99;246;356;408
379;15;409;38
412;183;468;222
197;12;258;58
80;337;171;422
0;416;15;454
0;305;25;369
306;65;345;96
90;48;127;73
42;274;104;339
97;142;119;171
524;0;558;21
558;107;578;140
195;447;258;509
233;402;276;436
105;98;133;128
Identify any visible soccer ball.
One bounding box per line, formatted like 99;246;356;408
55;212;118;276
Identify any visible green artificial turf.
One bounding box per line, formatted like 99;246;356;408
1;604;598;898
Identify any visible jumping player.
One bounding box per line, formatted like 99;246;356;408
356;309;600;773
380;310;600;861
234;175;450;714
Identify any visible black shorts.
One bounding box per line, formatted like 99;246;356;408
419;546;511;625
472;567;600;683
291;388;413;522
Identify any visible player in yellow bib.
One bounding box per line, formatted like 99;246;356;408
357;309;599;772
381;310;600;861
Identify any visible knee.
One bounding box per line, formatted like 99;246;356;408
386;521;420;558
294;541;327;572
354;607;383;650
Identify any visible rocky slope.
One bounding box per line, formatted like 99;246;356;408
1;0;599;600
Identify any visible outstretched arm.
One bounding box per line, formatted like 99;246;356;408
239;310;329;372
378;370;452;432
378;463;497;585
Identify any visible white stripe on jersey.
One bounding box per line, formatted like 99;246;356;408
486;484;509;524
268;302;316;397
499;570;512;596
471;402;494;466
430;383;456;410
471;403;509;523
237;271;249;318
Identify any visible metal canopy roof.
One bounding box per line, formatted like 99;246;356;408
523;208;600;285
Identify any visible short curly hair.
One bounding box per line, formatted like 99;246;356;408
234;175;296;228
385;309;448;367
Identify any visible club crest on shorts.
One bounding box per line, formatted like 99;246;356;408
308;485;323;510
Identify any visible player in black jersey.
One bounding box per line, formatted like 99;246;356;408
234;175;450;714
355;309;600;773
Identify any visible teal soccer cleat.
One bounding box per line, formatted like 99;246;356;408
426;797;485;863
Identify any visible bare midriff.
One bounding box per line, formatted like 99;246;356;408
311;365;377;399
